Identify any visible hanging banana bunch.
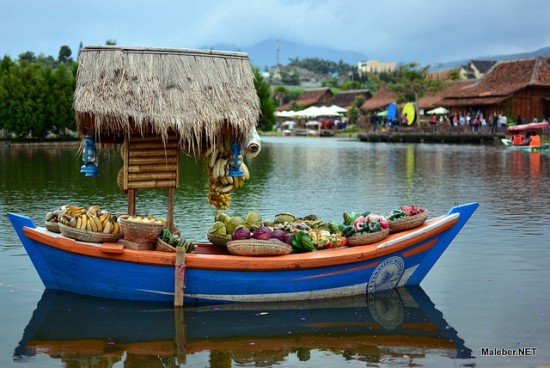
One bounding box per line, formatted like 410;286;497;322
204;135;250;210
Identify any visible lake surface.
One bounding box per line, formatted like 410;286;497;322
1;136;549;367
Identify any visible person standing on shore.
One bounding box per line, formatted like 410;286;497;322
491;112;499;133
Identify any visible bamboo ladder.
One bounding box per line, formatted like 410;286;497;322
121;133;186;307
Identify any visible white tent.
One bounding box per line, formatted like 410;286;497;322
427;106;448;115
275;110;298;118
328;105;348;113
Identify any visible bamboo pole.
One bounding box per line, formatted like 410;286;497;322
127;180;176;189
128;148;178;157
127;172;177;181
128;164;178;173
128;156;178;165
174;247;185;307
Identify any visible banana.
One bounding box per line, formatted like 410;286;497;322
112;221;120;235
208;148;219;168
218;158;228;179
240;162;250;180
93;215;103;232
212;157;222;179
87;214;98;232
80;214;88;230
220;175;228;185
226;175;233;184
76;216;82;230
100;213;111;228
204;144;216;158
220;184;234;193
102;220;112;234
86;215;92;231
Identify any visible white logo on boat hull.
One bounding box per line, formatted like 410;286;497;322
368;256;405;293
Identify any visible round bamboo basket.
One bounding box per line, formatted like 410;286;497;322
156;238;176;252
347;228;389;246
45;221;60;233
226;239;292;256
388;211;428;234
208;233;231;247
119;215;164;245
58;223;123;243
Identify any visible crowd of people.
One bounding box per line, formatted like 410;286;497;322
368;109;548;136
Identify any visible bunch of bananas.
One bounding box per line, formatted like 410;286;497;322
204;135;250;210
57;205;121;235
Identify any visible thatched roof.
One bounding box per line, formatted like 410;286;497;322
74;46;260;151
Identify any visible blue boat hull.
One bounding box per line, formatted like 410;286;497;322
7;203;478;303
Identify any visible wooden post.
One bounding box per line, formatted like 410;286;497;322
174;247;185;307
168;187;175;232
127;189;136;215
174;307;186;364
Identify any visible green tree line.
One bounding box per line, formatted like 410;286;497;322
0;45;276;139
0;47;77;140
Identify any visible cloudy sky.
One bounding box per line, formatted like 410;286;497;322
1;0;549;66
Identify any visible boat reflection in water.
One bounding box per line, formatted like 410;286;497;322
14;287;473;367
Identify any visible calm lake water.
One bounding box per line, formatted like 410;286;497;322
1;136;549;368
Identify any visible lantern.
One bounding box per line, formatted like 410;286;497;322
80;135;99;177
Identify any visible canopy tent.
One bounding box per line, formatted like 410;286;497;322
275;110;298;118
427;106;448;115
276;105;346;118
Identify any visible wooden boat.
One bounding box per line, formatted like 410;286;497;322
6;46;478;305
8;202;477;304
13;287;473;365
502;121;550;152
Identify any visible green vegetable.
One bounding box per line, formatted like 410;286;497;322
368;221;382;233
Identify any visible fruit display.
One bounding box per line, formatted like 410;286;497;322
387;204;426;220
125;215;166;225
340;211;389;238
208;210;346;253
203;135;250;210
47;205;121;235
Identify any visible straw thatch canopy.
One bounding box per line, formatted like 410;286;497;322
74;45;260;152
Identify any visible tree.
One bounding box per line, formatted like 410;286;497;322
387;63;446;123
58;45;73;63
273;85;288;107
253;67;276;131
106;39;117;45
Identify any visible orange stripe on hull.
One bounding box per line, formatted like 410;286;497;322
23;215;458;272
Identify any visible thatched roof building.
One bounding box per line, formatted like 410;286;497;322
74;46;260;152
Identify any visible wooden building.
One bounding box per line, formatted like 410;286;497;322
277;87;333;111
441;57;550;120
329;89;372;109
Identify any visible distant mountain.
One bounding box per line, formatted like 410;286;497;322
430;46;550;71
205;38;369;70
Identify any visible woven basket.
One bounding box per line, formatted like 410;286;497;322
156;238;176;252
347;228;389;246
119;216;164;245
226;239;292;256
45;221;60;233
59;223;123;243
388;211;428;234
208;233;231;247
